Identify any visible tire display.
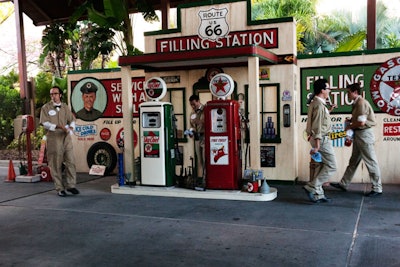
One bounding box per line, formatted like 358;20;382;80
86;142;117;175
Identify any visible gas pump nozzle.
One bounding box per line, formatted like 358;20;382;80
184;128;194;137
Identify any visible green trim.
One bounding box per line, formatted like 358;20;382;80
67;68;122;75
179;0;245;9
145;0;246;36
298;47;400;59
145;0;293;37
144;28;181;36
248;16;295;26
167;87;187;143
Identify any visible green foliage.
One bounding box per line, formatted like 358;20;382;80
7;125;45;150
252;0;400;54
34;72;53;107
72;0;156;56
333;31;366;52
0;72;23;148
40;23;73;77
252;0;317;53
79;22;116;69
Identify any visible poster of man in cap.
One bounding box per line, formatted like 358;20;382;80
71;78;107;121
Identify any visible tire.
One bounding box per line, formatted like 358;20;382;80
87;142;117;175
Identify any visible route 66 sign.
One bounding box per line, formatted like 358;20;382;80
198;7;229;41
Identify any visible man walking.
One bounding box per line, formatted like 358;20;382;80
40;86;79;197
304;78;337;203
330;83;382;196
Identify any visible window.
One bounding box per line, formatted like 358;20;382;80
260;84;281;143
164;88;186;141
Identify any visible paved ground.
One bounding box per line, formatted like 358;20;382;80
0;171;399;267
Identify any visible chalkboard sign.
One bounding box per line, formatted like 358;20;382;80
261;146;275;167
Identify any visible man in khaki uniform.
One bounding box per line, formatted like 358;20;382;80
40;86;79;197
189;94;205;178
304;78;337;203
330;83;382;196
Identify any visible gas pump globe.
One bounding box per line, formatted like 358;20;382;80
204;74;242;189
139;77;176;186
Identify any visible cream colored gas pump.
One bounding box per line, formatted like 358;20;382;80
139;77;176;186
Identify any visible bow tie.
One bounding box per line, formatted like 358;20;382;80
54;104;61;108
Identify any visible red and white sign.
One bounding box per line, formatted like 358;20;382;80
209;136;229;165
71;77;145;118
370;56;400;116
156;28;278;53
100;128;111;141
116;128;138;148
144;136;160;144
144;77;167;101
383;123;400;136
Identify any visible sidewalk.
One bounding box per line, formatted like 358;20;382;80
0;173;399;267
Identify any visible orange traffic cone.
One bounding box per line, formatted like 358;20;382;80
5;159;16;182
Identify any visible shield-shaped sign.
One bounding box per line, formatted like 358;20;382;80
198;7;229;41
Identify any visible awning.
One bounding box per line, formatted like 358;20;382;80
118;45;279;71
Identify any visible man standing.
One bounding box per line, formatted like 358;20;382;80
40;86;79;197
330;83;383;197
76;81;102;121
189;94;205;179
304;78;337;203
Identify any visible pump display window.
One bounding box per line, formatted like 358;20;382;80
164;88;186;141
260;84;281;143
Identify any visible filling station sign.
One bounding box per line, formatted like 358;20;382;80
156;7;278;53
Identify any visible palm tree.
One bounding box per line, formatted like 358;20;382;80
252;0;400;54
252;0;318;53
71;0;158;56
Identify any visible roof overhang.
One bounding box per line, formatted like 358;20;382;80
118;45;278;71
13;0;200;26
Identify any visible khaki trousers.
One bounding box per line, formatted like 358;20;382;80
340;128;382;192
46;133;76;191
305;136;337;199
194;136;205;178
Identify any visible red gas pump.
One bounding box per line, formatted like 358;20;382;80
204;73;242;190
21;115;34;176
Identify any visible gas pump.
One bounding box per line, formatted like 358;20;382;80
15;115;41;182
21;115;34;176
205;74;242;189
139;77;176;186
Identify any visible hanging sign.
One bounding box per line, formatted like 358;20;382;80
209;73;234;99
198;7;229;41
144;77;167;101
